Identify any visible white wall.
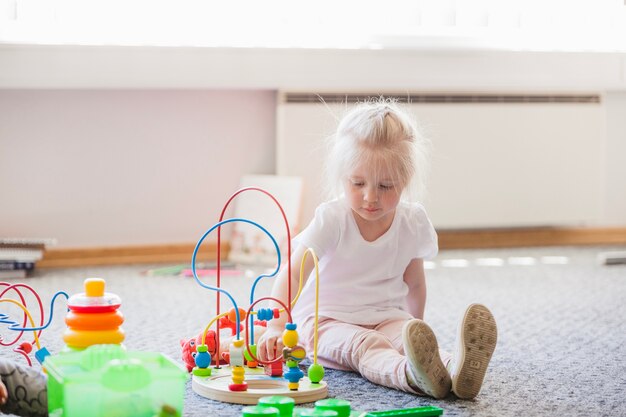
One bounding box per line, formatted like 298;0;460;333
1;46;625;92
0;90;277;247
604;92;626;226
277;99;611;229
1;46;625;247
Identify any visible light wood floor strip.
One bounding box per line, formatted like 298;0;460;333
38;242;227;268
37;227;626;268
438;227;626;249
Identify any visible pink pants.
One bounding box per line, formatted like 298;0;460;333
299;315;452;394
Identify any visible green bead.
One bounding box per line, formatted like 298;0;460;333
258;396;295;417
192;367;212;377
242;406;280;417
315;399;351;417
244;344;258;362
308;364;325;383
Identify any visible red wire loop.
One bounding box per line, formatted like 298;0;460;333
212;187;293;370
0;282;45;348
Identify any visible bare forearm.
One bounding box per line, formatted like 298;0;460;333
407;284;426;319
403;258;427;320
257;245;314;361
268;245;314;330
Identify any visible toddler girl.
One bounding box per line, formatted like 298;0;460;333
257;99;497;399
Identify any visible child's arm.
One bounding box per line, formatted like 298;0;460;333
403;258;427;320
257;244;316;361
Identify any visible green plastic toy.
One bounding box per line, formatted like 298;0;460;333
364;406;443;416
242;396;444;417
44;344;188;417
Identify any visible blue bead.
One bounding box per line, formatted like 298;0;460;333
258;308;273;321
285;323;297;330
284;366;304;383
195;350;212;368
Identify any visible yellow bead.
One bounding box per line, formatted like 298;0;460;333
84;278;105;297
289;346;306;361
232;366;245;384
282;330;298;348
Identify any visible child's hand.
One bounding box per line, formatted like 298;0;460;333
0;379;7;405
256;326;285;362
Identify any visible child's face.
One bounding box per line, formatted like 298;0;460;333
344;161;402;225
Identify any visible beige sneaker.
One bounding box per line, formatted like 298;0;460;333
403;319;451;399
450;304;498;400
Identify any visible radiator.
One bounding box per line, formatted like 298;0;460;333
276;92;605;229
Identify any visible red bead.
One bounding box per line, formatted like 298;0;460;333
19;341;33;353
228;383;248;391
273;308;280;319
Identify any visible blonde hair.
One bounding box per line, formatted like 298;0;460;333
324;98;430;202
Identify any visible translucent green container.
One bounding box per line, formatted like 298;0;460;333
45;344;188;417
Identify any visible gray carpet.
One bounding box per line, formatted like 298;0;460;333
1;246;625;416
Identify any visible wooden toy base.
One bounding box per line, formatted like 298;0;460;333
192;366;328;405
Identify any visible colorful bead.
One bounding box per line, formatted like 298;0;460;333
194;344;211;368
230;339;245;367
308;363;325;383
282;324;298;348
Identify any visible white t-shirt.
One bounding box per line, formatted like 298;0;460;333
291;198;438;326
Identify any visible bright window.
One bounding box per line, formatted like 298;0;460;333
1;0;625;52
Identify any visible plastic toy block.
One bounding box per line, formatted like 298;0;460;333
364;406;443;417
45;344;188;417
247;396;442;417
298;410;338;416
315;399;351;417
258;395;295;417
35;347;51;365
264;360;284;377
242;406;281;417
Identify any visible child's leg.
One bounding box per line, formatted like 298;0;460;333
449;304;497;399
299;316;419;394
402;319;452;399
0;358;48;417
376;318;452;367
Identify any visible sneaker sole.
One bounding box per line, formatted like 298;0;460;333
403;320;451;399
452;304;498;399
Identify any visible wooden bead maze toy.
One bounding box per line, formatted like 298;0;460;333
187;187;327;404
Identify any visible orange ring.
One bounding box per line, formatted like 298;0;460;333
65;311;124;330
63;329;125;348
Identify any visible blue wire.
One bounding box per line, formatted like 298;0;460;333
1;291;69;332
248;237;283;345
191;217;281;342
249;270;280;307
249;270;281;345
